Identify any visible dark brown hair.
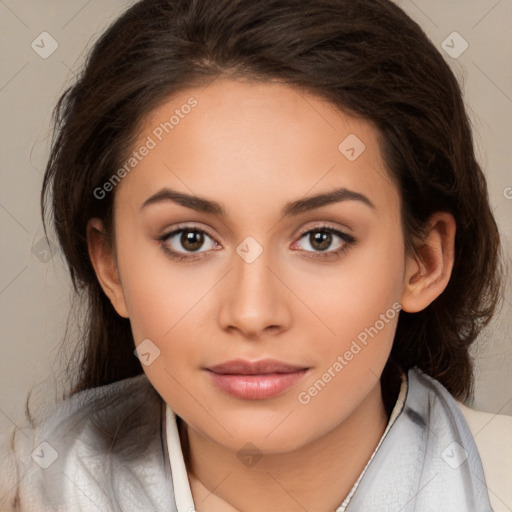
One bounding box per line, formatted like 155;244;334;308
42;0;503;402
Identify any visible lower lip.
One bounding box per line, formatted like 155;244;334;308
206;369;309;400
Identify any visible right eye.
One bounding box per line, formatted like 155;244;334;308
158;226;221;262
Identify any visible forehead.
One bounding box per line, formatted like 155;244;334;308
116;78;399;219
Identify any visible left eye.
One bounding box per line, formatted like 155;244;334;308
293;227;354;254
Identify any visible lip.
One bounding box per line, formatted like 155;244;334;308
205;359;310;400
207;358;308;375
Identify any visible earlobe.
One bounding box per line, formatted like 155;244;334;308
87;218;129;318
401;212;456;313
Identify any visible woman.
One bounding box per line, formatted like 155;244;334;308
1;0;510;510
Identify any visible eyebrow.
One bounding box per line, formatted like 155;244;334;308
140;186;376;219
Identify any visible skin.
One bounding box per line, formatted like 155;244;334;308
88;78;456;512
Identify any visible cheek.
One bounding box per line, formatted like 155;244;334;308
115;235;212;407
292;253;402;428
293;225;405;351
115;223;200;331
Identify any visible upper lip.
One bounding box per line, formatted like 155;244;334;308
206;359;309;375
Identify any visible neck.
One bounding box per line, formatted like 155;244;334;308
178;375;397;512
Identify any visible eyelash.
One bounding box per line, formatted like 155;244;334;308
157;224;356;263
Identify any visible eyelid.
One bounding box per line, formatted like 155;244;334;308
161;221;353;244
160;222;218;241
295;221;354;238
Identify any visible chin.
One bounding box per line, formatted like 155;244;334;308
200;413;325;455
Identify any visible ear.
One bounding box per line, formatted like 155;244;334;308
87;218;129;318
400;212;456;313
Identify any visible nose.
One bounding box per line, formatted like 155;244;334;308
217;245;291;340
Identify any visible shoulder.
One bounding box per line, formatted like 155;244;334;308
0;373;170;511
25;372;163;459
457;401;512;512
404;368;510;510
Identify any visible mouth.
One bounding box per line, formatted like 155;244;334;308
205;359;310;400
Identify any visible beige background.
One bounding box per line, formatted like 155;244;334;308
0;0;511;441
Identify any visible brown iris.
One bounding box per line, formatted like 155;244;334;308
310;230;332;251
180;230;205;252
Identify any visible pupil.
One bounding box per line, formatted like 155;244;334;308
311;231;331;251
181;230;204;251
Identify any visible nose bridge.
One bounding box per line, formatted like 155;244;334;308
237;248;271;293
218;237;289;335
233;238;277;306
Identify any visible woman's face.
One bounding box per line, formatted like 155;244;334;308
98;78;412;453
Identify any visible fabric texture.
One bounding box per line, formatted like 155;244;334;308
0;367;495;511
342;369;492;511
